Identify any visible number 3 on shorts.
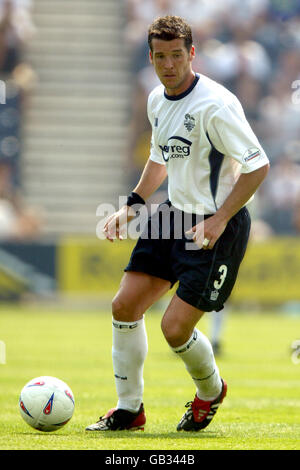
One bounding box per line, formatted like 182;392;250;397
214;264;228;289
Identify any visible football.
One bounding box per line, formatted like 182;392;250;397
19;376;75;432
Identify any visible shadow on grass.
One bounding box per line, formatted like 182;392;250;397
17;427;226;440
85;430;222;440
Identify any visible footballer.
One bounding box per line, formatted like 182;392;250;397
86;16;269;432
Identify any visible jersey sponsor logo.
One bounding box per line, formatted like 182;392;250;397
184;113;195;132
243;147;261;163
159;136;192;162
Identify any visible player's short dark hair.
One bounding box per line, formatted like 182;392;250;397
148;16;193;52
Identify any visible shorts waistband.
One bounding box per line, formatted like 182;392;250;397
164;200;248;219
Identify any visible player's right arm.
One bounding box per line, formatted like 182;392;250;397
132;158;167;201
103;158;167;242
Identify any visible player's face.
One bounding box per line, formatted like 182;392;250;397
149;38;195;96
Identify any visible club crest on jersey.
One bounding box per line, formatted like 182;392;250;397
184;113;195;132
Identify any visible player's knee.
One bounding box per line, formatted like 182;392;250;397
112;294;140;322
161;316;187;348
112;295;130;321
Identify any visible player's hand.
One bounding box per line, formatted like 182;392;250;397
103;206;136;242
185;214;228;250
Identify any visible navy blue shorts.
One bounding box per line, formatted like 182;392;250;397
125;201;251;312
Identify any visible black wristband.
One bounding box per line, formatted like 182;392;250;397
126;192;145;208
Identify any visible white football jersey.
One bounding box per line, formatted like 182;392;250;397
148;73;269;214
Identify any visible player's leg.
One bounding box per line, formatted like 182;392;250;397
167;207;251;431
111;271;170;409
161;293;226;432
161;293;223;400
86;271;171;431
86;200;176;431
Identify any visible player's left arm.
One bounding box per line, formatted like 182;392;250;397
187;163;269;249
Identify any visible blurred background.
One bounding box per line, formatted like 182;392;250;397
0;0;299;314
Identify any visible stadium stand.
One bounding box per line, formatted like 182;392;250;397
0;0;41;241
21;0;129;235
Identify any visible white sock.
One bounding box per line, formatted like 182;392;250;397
172;328;222;401
112;316;148;412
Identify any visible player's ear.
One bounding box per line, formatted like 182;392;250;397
189;45;195;62
149;50;153;64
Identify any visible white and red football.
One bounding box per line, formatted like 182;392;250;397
19;376;75;432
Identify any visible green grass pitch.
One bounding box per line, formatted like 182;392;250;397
0;305;299;450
